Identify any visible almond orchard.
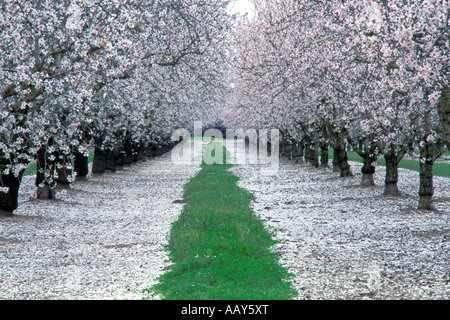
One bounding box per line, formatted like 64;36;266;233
0;0;449;301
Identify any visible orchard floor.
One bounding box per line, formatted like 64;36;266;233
0;143;203;299
1;141;449;300
231;148;450;300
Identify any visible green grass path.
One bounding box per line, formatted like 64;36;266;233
148;142;297;299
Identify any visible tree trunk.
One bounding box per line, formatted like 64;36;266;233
74;151;89;181
105;150;116;172
418;163;434;209
304;138;311;163
131;143;139;162
292;142;298;162
35;147;56;200
310;145;319;167
155;145;165;156
320;143;329;168
383;152;401;196
418;159;435;210
296;140;304;163
115;150;125;170
0;170;24;215
361;155;376;186
137;144;146;161
282;139;291;159
55;152;72;187
92;147;106;174
304;138;318;166
334;144;352;177
438;87;450;150
313;130;320;168
145;145;156;157
332;150;340;172
124;141;133;164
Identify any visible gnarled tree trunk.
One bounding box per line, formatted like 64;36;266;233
35;146;56;200
418;158;435;210
282;139;291;159
383;152;401;196
332;150;340;172
105;150;116;172
145;144;156;157
92;147;106;174
55;152;72;188
74;150;89;181
304;138;311;163
115;149;125;170
295;140;304;163
361;155;376;186
320;143;329;168
137;143;146;161
345;135;377;187
131;143;139;162
0;169;24;215
438;88;450;150
124;140;133;164
334;143;352;177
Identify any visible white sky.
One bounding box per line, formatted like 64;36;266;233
227;0;255;18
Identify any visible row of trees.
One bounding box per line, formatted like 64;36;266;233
1;0;233;214
225;0;449;210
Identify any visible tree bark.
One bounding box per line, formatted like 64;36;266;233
304;138;311;163
334;143;352;177
35;146;56;200
304;138;318;166
345;135;377;187
282;139;291;159
361;155;376;186
105;150;116;172
296;140;304;163
92;147;106;174
0;169;24;215
291;142;298;162
74;151;89;181
145;145;156;157
332;150;340;172
438;87;450;150
383;152;401;196
131;143;139;162
320;143;329;168
124;140;133;164
115;150;125;170
137;144;146;161
155;145;165;156
55;152;72;187
311;145;319;167
313;130;320;168
418;159;435;210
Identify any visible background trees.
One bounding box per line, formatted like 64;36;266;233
2;0;448;214
1;0;231;213
225;0;449;210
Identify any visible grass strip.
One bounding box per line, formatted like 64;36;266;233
328;150;450;178
148;142;297;300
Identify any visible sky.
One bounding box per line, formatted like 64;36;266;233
227;0;255;18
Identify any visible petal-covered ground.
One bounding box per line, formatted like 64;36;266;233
1;141;449;300
231;146;450;299
0;144;201;299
